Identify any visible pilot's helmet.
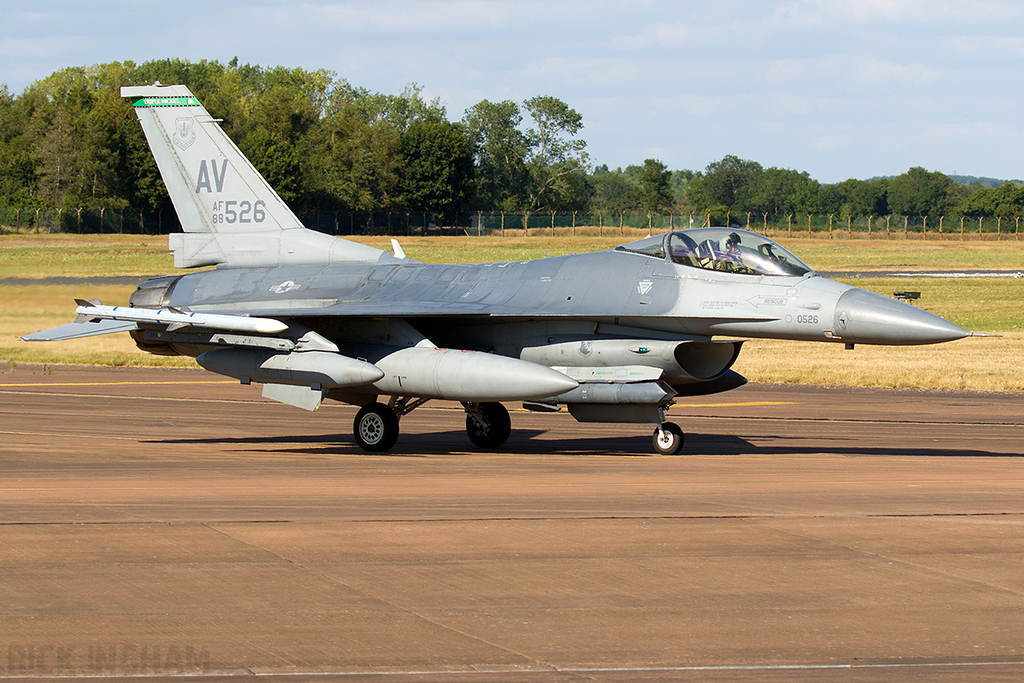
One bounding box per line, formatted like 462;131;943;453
726;232;741;248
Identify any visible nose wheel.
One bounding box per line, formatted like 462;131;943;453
652;421;685;455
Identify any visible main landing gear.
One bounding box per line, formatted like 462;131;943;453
463;402;512;449
351;398;512;453
353;402;400;452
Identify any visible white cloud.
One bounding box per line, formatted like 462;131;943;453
522;57;639;91
0;37;53;60
615;22;698;50
853;57;943;87
951;35;1024;58
296;0;517;33
776;0;1022;25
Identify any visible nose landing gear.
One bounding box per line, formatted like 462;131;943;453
652;421;685;455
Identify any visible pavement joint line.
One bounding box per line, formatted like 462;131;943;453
0;389;260;404
0;429;138;441
680;414;1024;427
2;512;1023;526
9;480;1023;491
0;380;234;387
7;659;1019;678
674;401;801;408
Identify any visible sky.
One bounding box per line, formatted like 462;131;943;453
3;0;1024;183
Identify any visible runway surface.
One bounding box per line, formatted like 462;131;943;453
1;365;1022;681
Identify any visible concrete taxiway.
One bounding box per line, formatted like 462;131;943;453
1;365;1022;681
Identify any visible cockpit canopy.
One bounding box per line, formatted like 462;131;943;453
616;228;813;277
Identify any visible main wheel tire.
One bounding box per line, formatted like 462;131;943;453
466;402;512;449
652;422;685;455
353;403;400;452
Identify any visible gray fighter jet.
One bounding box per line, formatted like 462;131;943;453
25;84;971;454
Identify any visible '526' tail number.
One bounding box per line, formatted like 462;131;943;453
211;200;267;224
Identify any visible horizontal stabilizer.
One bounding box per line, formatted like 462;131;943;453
22;319;136;342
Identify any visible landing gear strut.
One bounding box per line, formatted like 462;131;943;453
652;421;685;455
464;402;511;449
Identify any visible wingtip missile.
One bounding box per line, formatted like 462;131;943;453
72;302;288;335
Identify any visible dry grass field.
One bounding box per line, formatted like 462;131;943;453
2;232;1021;390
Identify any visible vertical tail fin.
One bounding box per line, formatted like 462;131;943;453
122;83;388;268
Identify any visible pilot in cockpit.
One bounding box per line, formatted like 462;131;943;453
723;232;744;268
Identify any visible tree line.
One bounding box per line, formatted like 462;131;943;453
1;59;1022;225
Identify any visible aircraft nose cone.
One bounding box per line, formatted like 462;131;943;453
834;288;969;345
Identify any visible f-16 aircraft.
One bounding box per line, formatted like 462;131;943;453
25;84;972;454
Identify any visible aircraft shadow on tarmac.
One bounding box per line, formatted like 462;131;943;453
146;430;1017;458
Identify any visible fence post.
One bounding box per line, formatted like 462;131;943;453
867;215;872;235
763;213;768;233
500;211;505;237
551;211;555;237
922;215;927;240
939;216;944;238
747;212;751;229
847;215;852;237
960;216;965;240
598;211;602;236
808;213;813;235
619;212;623;236
886;215;891;239
787;214;792;236
572;210;577;236
979;216;983;237
828;214;834;238
998;217;1002;238
904;215;908;238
